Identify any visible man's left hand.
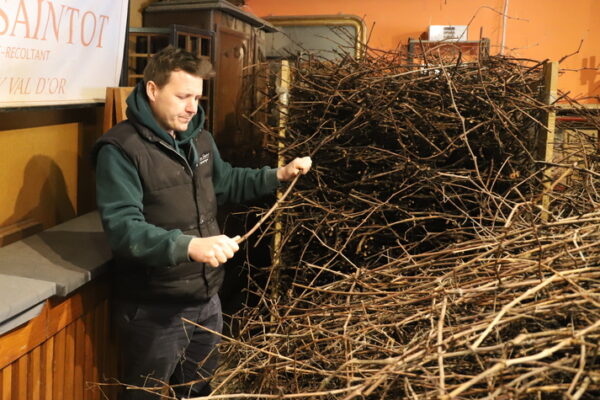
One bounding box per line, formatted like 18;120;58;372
277;156;312;181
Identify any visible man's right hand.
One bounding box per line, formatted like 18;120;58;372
188;235;240;267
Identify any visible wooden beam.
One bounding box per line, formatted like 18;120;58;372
540;61;558;222
271;59;291;303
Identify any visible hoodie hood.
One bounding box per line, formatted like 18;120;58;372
125;81;205;166
125;80;206;145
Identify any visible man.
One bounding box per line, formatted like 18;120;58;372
93;46;311;399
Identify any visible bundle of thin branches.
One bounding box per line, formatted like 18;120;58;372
210;46;600;399
269;53;553;272
212;213;600;399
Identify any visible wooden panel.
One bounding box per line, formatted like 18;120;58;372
47;277;109;337
115;88;133;126
30;346;41;400
74;319;85;400
1;365;12;400
103;87;134;132
83;312;94;400
0;305;48;368
43;338;54;400
53;329;66;400
91;303;103;400
100;299;116;400
16;356;27;400
214;28;256;164
64;324;75;400
102;87;115;134
0;278;117;400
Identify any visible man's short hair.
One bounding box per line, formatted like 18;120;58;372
143;45;215;88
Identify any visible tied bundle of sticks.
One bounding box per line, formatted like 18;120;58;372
207;46;600;399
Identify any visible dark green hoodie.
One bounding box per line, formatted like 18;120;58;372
94;82;279;269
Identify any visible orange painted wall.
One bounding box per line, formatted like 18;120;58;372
0;106;103;245
245;0;600;103
0;124;79;230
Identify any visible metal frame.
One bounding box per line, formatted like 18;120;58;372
265;15;367;59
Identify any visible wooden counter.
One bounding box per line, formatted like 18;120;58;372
0;212;118;399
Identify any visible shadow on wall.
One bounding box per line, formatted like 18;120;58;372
1;155;75;246
580;56;600;99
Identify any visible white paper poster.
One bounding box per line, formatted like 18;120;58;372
0;0;129;107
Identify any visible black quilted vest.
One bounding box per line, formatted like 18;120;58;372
94;120;223;302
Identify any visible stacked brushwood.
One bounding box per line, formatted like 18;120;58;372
207;48;600;399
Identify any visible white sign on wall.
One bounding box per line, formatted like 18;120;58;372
0;0;129;107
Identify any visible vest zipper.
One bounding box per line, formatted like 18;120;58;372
157;141;194;175
156;141;203;227
157;140;211;295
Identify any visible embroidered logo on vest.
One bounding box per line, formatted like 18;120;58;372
199;152;210;165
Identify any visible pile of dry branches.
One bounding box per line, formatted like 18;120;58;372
210;47;600;399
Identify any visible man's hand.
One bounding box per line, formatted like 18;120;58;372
188;235;240;267
277;156;312;182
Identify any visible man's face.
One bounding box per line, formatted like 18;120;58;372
146;69;203;134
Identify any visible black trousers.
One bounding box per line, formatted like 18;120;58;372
113;294;223;399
